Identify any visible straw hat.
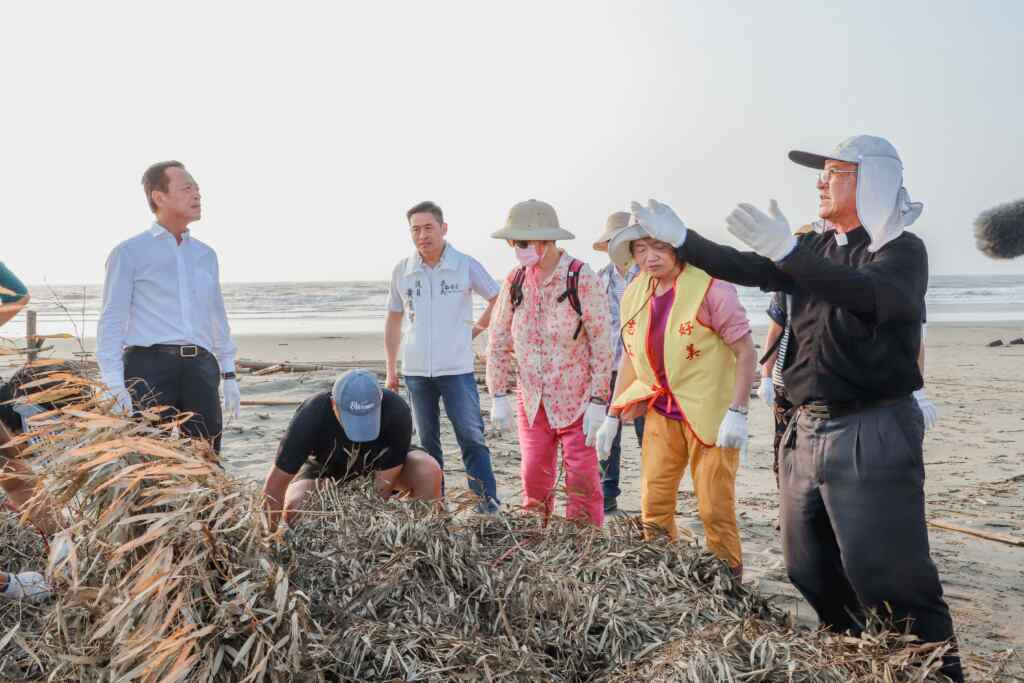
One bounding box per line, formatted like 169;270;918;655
608;224;648;268
593;211;632;251
491;199;575;241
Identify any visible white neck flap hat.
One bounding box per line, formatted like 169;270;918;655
788;135;923;252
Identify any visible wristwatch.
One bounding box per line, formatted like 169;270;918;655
728;406;749;416
589;396;608;405
222;372;237;380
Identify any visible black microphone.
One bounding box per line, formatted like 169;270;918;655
974;198;1024;259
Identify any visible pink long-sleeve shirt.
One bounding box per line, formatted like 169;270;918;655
487;251;612;429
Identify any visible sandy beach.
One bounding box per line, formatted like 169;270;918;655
28;321;1024;671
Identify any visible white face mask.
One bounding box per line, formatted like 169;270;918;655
514;244;542;267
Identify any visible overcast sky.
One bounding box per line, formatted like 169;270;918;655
4;0;1022;285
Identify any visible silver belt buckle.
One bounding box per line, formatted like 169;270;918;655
180;345;199;358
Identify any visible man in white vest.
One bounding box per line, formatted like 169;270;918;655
385;201;501;512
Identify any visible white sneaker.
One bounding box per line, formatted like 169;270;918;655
0;571;52;603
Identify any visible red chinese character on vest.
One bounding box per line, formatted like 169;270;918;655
686;344;701;360
678;321;693;336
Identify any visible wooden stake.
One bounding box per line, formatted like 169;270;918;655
26;310;39;362
928;519;1024;547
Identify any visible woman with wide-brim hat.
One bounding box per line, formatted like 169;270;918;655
485;199;612;526
594;216;757;577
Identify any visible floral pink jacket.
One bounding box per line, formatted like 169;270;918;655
486;251;612;429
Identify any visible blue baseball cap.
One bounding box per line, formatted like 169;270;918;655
331;369;382;442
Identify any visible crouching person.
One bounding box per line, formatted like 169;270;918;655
262;369;442;530
597;224;756;578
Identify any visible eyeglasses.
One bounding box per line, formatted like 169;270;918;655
818;168;857;184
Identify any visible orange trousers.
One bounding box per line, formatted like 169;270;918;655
640;410;742;568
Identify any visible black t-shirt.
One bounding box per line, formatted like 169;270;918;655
683;226;927;406
274;389;412;478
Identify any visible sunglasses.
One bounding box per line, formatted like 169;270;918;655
512;240;531;248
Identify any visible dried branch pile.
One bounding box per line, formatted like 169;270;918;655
0;363;1020;681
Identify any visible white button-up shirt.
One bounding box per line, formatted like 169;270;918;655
96;223;237;389
597;262;640;371
387;242;499;377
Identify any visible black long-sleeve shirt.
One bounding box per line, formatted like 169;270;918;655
682;226;927;406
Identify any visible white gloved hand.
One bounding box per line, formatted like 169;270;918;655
0;571;51;603
757;377;775;407
716;408;749;451
105;384;134;415
725;200;797;262
222;379;241;422
594;415;620;460
490;395;513;435
913;389;939;431
583;401;607;447
630;199;689;247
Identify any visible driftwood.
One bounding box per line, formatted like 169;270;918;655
928;519;1024;547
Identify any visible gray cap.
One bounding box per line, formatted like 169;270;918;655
331;369;382;442
788;134;902;169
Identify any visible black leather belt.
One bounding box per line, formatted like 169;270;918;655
126;344;210;358
801;395;908;420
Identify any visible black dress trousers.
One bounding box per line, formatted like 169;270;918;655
124;345;223;453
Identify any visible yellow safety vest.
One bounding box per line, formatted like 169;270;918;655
613;265;735;446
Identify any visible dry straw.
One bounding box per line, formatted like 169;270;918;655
0;360;1021;681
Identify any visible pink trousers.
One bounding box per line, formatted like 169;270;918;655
517;399;604;526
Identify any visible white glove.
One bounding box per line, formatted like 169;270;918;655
725;200;797;262
757;377;775;406
716;408;749;451
490;395;513;435
913;389;939;431
222;379;241;422
105;384;134;415
0;571;51;603
594;415;620;460
582;401;607;447
630;199;689;247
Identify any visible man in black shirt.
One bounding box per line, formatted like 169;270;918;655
617;135;961;681
261;369;442;530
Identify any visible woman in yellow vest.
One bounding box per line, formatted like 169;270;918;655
595;223;757;577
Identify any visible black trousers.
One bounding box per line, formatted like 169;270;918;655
124;346;223;453
778;396;962;681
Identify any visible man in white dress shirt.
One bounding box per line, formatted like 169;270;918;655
97;161;240;453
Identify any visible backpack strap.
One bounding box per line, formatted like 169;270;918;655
509;267;527;309
556;259;585;340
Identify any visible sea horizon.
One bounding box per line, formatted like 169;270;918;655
10;273;1024;339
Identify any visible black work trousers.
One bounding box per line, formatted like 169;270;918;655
778;396;962;682
124;345;223;453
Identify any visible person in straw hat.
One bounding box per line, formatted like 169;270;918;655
486;199;612;526
620;134;961;681
592;212;644;515
596;218;756;579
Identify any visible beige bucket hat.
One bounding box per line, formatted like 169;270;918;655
593;211;632;251
491;199;575;241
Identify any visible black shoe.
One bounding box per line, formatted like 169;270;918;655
604;499;618;514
